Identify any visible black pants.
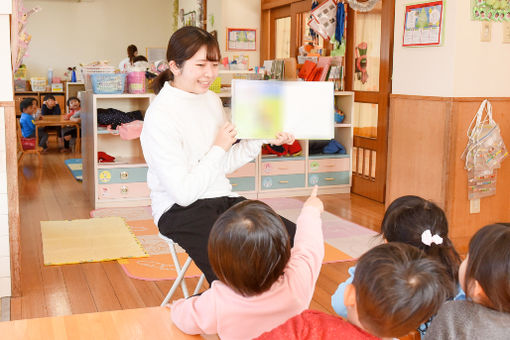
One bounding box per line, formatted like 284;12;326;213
158;196;296;284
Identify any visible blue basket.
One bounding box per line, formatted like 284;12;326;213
90;73;126;94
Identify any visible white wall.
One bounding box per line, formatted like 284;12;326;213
0;11;12;297
208;0;260;68
392;0;510;97
23;0;173;79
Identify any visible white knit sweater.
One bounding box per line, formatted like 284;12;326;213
140;82;264;224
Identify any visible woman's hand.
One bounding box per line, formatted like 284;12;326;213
304;185;324;212
214;122;237;151
269;132;295;146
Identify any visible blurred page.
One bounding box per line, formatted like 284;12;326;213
232;80;334;140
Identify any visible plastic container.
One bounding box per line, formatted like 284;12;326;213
90;73;126;94
209;77;221;93
47;68;53;84
82;65;116;90
127;71;146;94
30;77;47;91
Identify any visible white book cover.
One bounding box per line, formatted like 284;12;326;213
231;79;334;140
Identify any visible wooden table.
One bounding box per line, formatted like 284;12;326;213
34;116;81;152
0;306;218;340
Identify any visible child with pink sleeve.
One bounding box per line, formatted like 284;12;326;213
170;186;325;340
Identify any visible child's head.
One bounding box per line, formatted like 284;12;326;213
208;200;290;297
20;97;36;114
132;55;148;63
460;223;510;313
153;26;220;95
43;94;57;109
381;195;461;287
345;242;453;338
67;97;81;111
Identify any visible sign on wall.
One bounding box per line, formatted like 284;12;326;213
402;1;443;47
471;0;510;21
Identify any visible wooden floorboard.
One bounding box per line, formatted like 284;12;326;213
12;149;384;321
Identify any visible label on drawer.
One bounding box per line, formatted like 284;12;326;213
99;170;112;183
261;160;304;175
98;182;150;200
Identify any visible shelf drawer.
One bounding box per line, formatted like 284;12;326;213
227;162;256;178
309;158;349;173
98;182;150;200
229;177;255;192
261;160;305;176
261;174;305;190
97;167;148;184
308;171;350;186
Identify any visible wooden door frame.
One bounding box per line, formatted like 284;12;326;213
344;1;395;202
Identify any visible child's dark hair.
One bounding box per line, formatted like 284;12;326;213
133;55;148;63
464;223;510;313
381;195;461;289
127;44;138;64
153;26;220;94
20;97;36;112
67;96;80;106
208;200;290;297
43;94;56;102
354;242;453;338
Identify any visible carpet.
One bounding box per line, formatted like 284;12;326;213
91;198;382;281
64;158;82;181
41;217;148;265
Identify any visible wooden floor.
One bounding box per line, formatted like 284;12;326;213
11;150;384;321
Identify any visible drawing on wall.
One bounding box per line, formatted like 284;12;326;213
402;1;443;47
471;0;510;21
227;28;257;51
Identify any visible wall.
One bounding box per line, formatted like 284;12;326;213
23;0;172;79
389;1;510;252
208;0;260;68
0;9;13;296
392;0;510;96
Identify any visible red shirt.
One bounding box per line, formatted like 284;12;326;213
255;310;380;340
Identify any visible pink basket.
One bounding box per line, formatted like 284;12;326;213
127;71;146;94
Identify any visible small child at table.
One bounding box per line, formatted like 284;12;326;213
61;97;81;152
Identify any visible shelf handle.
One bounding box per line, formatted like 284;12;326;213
120;185;129;194
279;180;289;184
231;183;238;187
324;177;335;181
120;171;129;180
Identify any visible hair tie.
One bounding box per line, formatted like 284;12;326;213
421;230;443;246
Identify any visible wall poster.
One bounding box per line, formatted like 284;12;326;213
403;1;443;47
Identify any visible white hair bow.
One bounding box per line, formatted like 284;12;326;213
421;230;443;246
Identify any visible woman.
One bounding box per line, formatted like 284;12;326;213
118;44;138;71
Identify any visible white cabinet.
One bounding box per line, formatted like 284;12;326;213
81;92;154;208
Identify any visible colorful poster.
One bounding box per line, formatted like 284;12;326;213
231;80;334;140
403;1;443;47
227;29;256;51
471;0;510;21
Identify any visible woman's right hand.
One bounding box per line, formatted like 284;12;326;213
304;185;324;212
214;122;237;151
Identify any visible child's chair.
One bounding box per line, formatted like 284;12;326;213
17;119;41;165
158;233;206;306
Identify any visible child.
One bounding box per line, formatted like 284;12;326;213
140;26;295;284
41;94;61;116
61;97;81;152
170;186;325;340
425;223;510;339
331;195;462;335
19;97;49;151
119;44;138;71
256;242;453;340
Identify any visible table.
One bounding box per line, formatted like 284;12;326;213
0;306;219;340
34;116;81;152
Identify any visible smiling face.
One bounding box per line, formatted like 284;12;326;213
170;45;219;94
68;99;80;111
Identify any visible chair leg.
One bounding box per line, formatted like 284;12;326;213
161;257;193;306
168;242;190;298
193;274;206;295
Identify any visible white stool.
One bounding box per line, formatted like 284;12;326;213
158;233;206;306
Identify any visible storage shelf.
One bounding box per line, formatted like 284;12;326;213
308;154;350;159
97;157;146;169
334;123;352;128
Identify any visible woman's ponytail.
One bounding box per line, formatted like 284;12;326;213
152;69;172;94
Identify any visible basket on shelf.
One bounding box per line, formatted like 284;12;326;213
209;77;221;93
127;71;145;94
90;73;126;94
30;77;46;91
82;65;116;90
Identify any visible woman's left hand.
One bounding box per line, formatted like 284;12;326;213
269;132;295;146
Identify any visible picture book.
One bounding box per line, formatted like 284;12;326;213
231;79;334;140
